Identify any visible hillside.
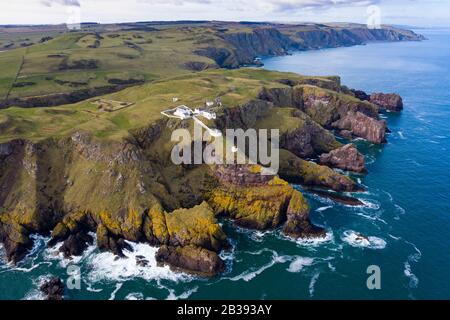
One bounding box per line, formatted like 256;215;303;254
0;67;403;274
0;21;424;107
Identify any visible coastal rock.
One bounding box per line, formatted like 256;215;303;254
209;165;326;240
332;111;387;144
164;202;228;252
59;232;93;258
319;144;366;173
283;190;326;239
156;245;225;277
336;129;353;140
370;93;404;112
278;150;359;192
280;109;341;157
350;89;370;101
40;277;65;300
306;189;364;207
193;25;424;70
96;224;132;257
0;217;32;263
300;85;380;127
214;165;273;187
135;255;150;267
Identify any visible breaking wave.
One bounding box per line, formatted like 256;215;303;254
287;257;315;273
86;241;191;284
341;230;387;250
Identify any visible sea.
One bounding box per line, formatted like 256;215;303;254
1;29;449;300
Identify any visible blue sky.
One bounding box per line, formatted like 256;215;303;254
1;0;449;27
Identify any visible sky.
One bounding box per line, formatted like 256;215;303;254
0;0;449;27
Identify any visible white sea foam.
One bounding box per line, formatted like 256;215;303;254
360;199;381;210
286;257;315;273
249;230;272;243
382;190;393;202
23;289;46;301
86;241;190;284
395;204;406;215
401;241;422;289
23;274;54;300
166;286;198;300
398;131;406;140
44;239;97;269
354;211;388;225
9;235;53;273
86;283;103;293
295;231;334;248
341;230;387;250
125;292;144;300
327;262;336;272
108;283;123;300
404;261;419;288
315;206;333;213
308;272;320;297
229;252;289;282
388;234;401;241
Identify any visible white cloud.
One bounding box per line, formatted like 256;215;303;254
0;0;449;27
137;0;377;12
41;0;81;7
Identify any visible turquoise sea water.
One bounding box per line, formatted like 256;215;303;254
1;29;449;300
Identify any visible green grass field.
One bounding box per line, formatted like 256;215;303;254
0;68;337;143
0;26;227;101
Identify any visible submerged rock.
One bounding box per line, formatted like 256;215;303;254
40;277;64;300
307;189;365;207
319;144;366;173
370;93;403;112
135;255;150;267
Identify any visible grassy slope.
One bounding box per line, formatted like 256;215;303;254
0;68;338;143
1;27;221;100
0;22;422;102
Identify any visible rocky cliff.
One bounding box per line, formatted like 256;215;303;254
197;24;425;68
0;69;405;275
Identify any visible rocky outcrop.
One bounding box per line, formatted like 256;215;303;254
370;93;404;112
283;190;326;239
332;111;387;144
301;85;380;127
216;99;273;130
349;89;370;101
47;202;228;276
295;27;424;50
307;189;364;207
40;277;65;300
319;144;366;173
278;150;359;192
0;215;33;263
208;165;325;239
0;69;405;277
195;25;423;69
198;28;296;68
156;245;225;277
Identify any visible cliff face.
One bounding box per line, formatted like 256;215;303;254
0;69;404;275
197;25;425;68
295;27;424;50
